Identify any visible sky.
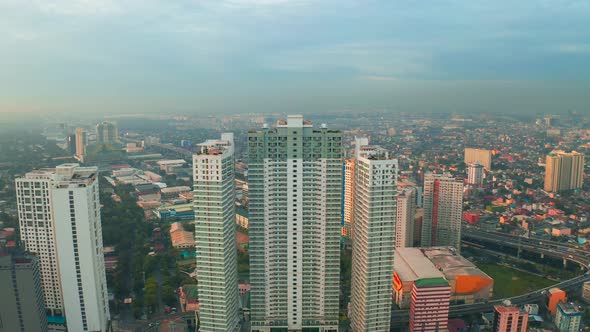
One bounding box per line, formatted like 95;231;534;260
1;0;589;115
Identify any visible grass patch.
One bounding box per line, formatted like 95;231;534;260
477;263;557;299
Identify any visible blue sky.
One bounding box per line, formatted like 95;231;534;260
1;0;589;115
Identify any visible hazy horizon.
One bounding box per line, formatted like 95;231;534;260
1;0;589;116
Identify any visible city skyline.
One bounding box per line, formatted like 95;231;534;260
1;1;590;115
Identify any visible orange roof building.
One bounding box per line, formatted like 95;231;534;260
547;287;567;314
394;247;494;309
170;222;195;249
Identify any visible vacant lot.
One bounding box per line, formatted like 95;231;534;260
477;263;556;299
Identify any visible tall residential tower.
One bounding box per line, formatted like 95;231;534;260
0;252;48;332
396;186;416;249
544;150;585;192
96;121;119;144
421;173;463;250
248;115;341;331
74;128;87;162
16;164;110;332
193;134;239;332
350;139;398;331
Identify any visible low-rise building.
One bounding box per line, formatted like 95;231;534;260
178;285;199;312
155;203;195;222
160;186;191;200
169;222;195;249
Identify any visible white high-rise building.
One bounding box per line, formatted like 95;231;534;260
16;164;110;332
193;133;239;332
396;186;417;249
248;115;341;331
421;173;464;250
467;161;485;185
342;157;355;238
350;139;398;331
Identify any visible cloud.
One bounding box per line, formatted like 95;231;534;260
361;75;397;81
555;44;590;54
261;42;431;78
219;0;312;8
33;0;123;16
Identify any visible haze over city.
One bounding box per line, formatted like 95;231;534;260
1;2;590;332
1;0;590;116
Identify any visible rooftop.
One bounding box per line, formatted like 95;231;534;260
394;247;445;281
558;302;581;315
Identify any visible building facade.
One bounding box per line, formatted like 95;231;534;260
248;115;341;331
16;164;110;332
342;157;355;238
0;253;48;332
396;187;416;249
582;281;590;302
409;277;451;332
544;150;585;192
492;306;528;332
421;173;464;249
350;139;398;331
96;121;118;144
467;161;485;185
464;148;492;170
74;128;87;162
193;134;240;332
555;302;581;332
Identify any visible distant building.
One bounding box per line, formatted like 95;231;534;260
74;128;87;162
67;134;77;155
157;159;187;174
493;305;528;332
350;139;398;331
96;121;118;144
0;252;48;332
421;173;464;250
409;277;450;332
155;203;194;222
393;247;493;309
396;186;416;249
467;161;485;185
160;186;191;200
555;302;581;332
16;164;110;331
546;287;567;314
544;150;585;192
465;148;492;170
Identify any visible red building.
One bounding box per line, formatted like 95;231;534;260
409;277;451;332
463;211;480;224
493;306;528;332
